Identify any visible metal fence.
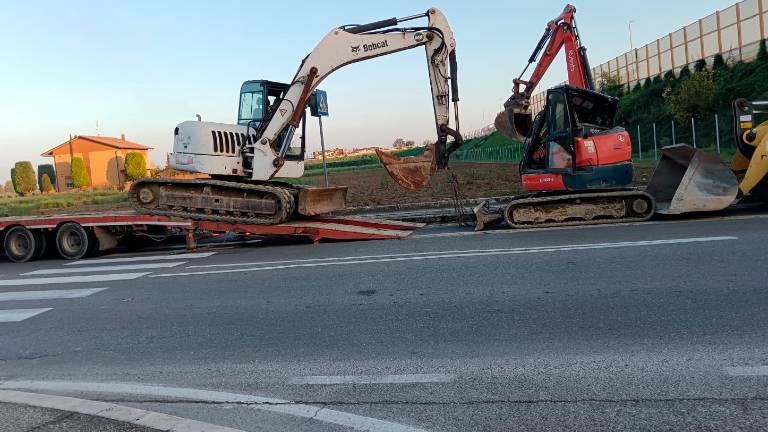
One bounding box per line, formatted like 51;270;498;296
627;111;736;160
452;111;737;164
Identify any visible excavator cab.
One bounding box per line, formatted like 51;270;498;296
519;85;634;192
238;80;305;161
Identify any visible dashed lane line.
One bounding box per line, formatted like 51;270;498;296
0;273;150;287
22;262;186;276
0;287;108;302
63;251;215;266
290;374;456;385
0;308;52;322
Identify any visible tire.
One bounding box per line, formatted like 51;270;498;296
55;223;91;260
3;226;37;263
33;230;49;260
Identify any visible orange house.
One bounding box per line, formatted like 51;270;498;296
41;135;152;191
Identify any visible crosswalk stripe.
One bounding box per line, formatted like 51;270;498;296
22;262;186;276
0;273;149;287
0;308;52;322
64;252;216;266
0;288;108;302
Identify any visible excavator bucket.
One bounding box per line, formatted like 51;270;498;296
376;144;437;190
494;104;533;142
645;144;739;214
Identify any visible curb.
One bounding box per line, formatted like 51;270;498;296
0;389;246;432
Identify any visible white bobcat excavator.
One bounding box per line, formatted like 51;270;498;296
130;8;462;224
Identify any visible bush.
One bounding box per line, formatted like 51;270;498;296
3;180;13;195
71;157;90;188
40;174;54;193
10;168;18;194
13;161;37;195
37;164;56;191
713;54;727;70
758;39;768;62
124;152;147;181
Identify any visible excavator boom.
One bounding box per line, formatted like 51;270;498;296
495;4;594;141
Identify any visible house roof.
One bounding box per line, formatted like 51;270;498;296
41;135;152;157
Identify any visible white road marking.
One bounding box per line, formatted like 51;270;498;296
413;213;768;239
0;273;149;287
724;366;768;376
0;381;432;432
0;287;108;302
0;308;52;322
154;237;736;278
188;236;738;270
64;251;215;266
22;262;185;276
290;374;456;385
0;390;247;432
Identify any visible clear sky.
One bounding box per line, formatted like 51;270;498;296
0;0;737;183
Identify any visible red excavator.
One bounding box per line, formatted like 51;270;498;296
381;5;655;228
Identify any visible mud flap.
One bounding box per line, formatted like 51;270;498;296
376;145;437;190
645;144;738;214
297;186;348;216
494;105;532;142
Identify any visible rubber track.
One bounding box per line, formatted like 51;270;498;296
505;190;656;229
129;178;295;225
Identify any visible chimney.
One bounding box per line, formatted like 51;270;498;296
121;133;126;141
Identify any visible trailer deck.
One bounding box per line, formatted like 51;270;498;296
0;211;423;263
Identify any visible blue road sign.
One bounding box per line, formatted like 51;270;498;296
311;90;329;117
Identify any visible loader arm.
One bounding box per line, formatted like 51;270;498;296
495;4;595;141
249;8;461;189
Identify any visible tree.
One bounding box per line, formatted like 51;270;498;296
713;54;727;70
642;78;653;90
13;161;36;196
124;152;147;181
597;72;624;98
3;180;13;195
652;76;663;85
663;69;716;122
663;70;676;82
678;65;691;80
37;164;56;192
71;157;90;188
694;59;708;72
758;39;768;62
40;174;54;193
632;82;643;93
10;168;18;194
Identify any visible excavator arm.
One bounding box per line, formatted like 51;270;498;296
249;8;461;189
495;4;594;141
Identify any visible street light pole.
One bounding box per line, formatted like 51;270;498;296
628;20;636;51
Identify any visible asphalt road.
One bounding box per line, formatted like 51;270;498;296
1;213;768;431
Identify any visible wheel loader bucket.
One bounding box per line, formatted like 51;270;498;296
494;105;532;142
645;144;738;214
376;144;436;190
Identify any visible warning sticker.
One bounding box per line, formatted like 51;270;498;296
279;108;288;117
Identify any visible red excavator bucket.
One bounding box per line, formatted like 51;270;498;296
376;144;437;190
645;144;739;214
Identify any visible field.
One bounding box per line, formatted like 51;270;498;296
296;161;658;207
0;161;659;217
0;191;128;217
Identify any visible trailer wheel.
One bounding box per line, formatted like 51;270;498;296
56;223;91;260
3;226;37;263
33;230;49;260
